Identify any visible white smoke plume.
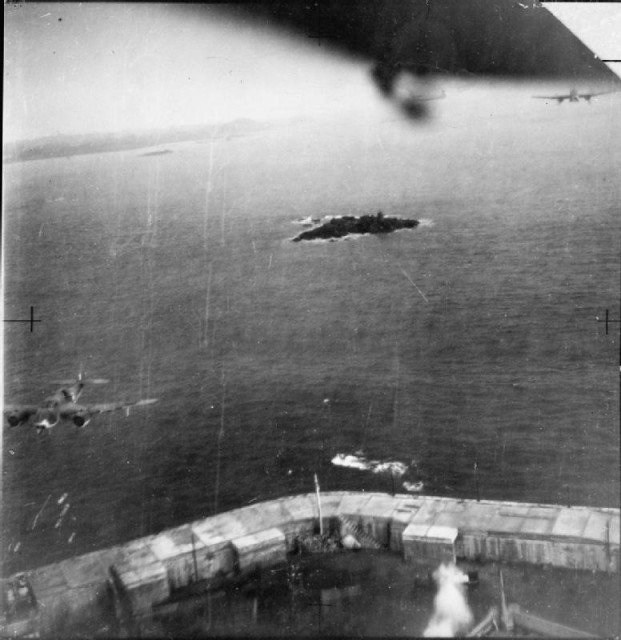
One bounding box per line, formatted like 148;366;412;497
423;563;473;637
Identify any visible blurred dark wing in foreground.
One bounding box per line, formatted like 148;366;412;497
213;0;619;118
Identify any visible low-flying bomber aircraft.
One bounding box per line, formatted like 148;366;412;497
532;88;617;103
4;375;158;434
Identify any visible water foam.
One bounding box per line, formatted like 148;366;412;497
331;453;410;477
331;453;373;471
403;480;424;492
372;461;408;477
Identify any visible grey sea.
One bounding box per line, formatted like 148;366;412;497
2;81;620;578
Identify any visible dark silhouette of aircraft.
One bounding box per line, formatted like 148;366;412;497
210;0;620;120
4;374;158;434
532;88;617;103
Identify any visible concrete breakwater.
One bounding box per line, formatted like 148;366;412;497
2;492;619;635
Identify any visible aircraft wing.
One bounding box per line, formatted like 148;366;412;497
87;398;158;414
578;90;618;99
532;95;569;99
51;378;109;384
216;1;620;121
4;404;39;427
59;398;158;426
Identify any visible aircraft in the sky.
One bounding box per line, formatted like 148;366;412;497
532;88;616;103
221;1;620;120
4;375;158;433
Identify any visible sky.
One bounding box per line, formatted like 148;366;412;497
544;2;621;79
3;3;377;143
3;2;621;143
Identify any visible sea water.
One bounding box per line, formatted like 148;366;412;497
2;83;619;576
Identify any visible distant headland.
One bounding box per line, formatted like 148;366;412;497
292;211;418;242
3;119;271;164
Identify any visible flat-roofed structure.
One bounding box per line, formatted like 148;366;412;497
232;528;287;576
2;492;618;636
149;525;211;590
108;539;169;617
190;522;236;580
403;523;458;566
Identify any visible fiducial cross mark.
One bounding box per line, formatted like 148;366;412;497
596;309;620;336
3;306;41;332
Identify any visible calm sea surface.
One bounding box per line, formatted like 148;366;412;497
2;83;620;575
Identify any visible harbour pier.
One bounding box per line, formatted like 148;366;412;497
1;491;618;636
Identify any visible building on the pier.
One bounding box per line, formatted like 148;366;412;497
1;492;618;637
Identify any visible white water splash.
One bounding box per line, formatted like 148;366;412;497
423;563;473;637
331;453;410;477
372;461;408;477
292;216;322;226
331;453;373;471
403;480;424;492
417;218;435;227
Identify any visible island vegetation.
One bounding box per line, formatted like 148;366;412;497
292;211;418;242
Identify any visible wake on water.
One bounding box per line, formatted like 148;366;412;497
331;452;409;476
331;452;424;491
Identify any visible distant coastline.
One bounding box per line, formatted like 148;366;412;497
292;212;418;242
3;118;271;164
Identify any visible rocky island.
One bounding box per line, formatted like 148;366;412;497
292;211;418;242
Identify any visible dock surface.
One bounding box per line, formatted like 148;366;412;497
2;492;618;635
